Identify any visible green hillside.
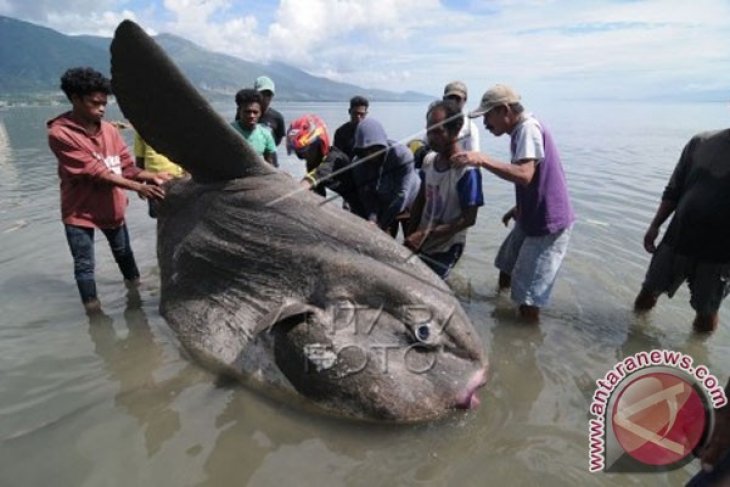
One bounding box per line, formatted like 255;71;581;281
0;16;108;96
0;15;429;104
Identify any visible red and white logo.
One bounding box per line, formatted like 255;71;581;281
612;372;707;466
588;350;727;473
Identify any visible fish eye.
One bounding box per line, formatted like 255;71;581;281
414;323;434;344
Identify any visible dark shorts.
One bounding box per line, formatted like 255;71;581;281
419;243;464;279
642;243;730;315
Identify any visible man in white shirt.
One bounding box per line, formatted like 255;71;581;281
443;81;480;152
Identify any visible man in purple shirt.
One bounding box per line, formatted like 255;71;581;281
452;84;574;321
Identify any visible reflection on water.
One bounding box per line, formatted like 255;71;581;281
0;117;19;220
0;101;728;486
87;296;193;457
0;118;10;165
489;309;546;423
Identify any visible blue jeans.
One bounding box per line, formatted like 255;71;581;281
64;224;140;303
495;223;572;307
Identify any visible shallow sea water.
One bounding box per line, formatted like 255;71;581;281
0;100;728;486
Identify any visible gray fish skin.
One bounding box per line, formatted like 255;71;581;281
111;20;487;422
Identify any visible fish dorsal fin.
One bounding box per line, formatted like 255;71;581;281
110;20;275;182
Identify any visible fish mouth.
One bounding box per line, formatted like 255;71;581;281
454;366;488;410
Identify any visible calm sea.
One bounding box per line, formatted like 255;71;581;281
0;99;728;486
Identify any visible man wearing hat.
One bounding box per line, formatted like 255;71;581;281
442;81;480;152
451;84;574;321
254;76;286;165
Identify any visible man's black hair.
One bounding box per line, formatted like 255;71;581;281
235;88;263;108
349;95;369;109
60;67;111;101
427;99;464;137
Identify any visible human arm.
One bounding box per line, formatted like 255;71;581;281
378;150;417;230
263;130;279;167
409;167;483;249
273;111;286;147
353;161;380;224
642;200;677;253
106;138;168;198
301;152;339;191
300;170;318;190
642;139;694;253
451;151;536;186
264;151;277;167
404;181;426;248
110;120;130;130
137;170;172;184
406;206;478;252
49;130;166;200
502;206;517;226
95;171;166;200
453;117;542;185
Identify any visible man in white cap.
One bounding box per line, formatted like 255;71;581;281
254;76;286;166
442;80;480;152
451;84;574;321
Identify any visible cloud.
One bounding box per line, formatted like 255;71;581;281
424;0;730;100
160;0;264;59
0;0;120;24
44;9;138;36
267;0;442;64
0;0;728;99
0;0;135;35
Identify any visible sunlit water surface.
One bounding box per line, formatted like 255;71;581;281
1;100;728;486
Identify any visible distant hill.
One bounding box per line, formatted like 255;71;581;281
0;16;107;96
0;15;429;104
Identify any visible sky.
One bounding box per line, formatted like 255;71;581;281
1;0;729;102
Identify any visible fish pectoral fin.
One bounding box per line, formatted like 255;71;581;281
253;302;319;335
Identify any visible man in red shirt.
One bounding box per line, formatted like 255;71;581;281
48;67;170;314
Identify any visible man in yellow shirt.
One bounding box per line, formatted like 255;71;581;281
133;132;185;217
